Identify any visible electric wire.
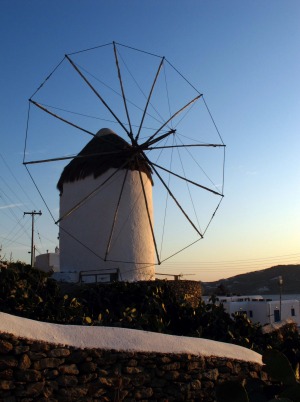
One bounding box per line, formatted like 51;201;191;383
0;153;37;209
0;192;31;240
0;235;31;248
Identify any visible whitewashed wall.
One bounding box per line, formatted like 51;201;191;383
58;168;155;282
35;252;60;273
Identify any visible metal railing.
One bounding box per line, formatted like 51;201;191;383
78;268;119;284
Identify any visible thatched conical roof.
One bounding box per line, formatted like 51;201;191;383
57;128;153;193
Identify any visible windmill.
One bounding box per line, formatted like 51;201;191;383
23;42;225;283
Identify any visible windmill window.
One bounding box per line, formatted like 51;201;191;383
291;308;295;317
249;310;253;318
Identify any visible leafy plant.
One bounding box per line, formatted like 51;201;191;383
2;263;300;375
216;381;249;402
216;350;300;402
263;349;300;401
0;263;87;324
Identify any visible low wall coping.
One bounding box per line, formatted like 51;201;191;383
0;312;262;364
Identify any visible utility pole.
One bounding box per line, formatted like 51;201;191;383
24;210;42;267
278;275;283;321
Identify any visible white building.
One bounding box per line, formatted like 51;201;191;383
211;295;300;326
35;248;60;273
55;128;155;283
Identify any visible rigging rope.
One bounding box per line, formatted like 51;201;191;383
176;138;202;233
30;57;65;99
24;166;56;223
202;96;225;145
159;134;174;259
66;42;112;56
176;135;222;193
23;102;31;164
116;49;166;128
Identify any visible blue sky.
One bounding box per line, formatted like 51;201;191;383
0;1;299;281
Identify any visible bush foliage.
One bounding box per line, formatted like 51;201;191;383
1;263;300;369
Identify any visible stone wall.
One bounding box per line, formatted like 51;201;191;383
0;332;267;402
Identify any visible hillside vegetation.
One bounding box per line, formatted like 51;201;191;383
1;262;300;369
3;263;300;401
203;264;300;295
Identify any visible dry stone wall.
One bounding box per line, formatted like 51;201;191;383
0;332;268;402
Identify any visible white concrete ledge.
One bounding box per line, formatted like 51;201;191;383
0;312;262;364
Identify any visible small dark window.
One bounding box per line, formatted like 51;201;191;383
274;310;280;322
249;310;253;318
291;308;295;317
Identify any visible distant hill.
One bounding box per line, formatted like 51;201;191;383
202;264;300;295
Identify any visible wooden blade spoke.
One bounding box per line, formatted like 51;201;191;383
135;57;165;142
141;152;203;238
113;42;134;143
136;160;161;265
142;129;176;148
56;154;136;224
104;169;129;261
144;94;202;146
65;54;130;136
29;100;95;137
146;143;226;150
23;149;127;166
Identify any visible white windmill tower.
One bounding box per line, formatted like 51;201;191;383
23;42;225;283
57;127;155;282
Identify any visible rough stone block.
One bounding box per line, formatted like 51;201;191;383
0;340;13;354
28;351;47;360
0;356;18;370
59;364;79;375
79;361;97;373
0;380;15;391
33;358;65;370
134;387;154;399
0;368;14;380
15;369;42;382
14;345;30;354
49;348;71;358
78;372;98;384
18;354;31;370
57;375;79;387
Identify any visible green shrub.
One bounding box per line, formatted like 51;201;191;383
1;264;300;372
0;263;87;324
216;349;300;402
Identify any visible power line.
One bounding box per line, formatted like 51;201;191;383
162;252;300;266
0;235;30;248
0;153;38;209
159;253;300;276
